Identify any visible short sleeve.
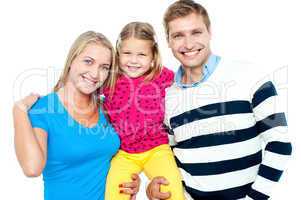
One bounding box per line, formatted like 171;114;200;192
159;67;175;90
28;98;49;133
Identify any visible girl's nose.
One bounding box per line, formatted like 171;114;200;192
129;55;138;64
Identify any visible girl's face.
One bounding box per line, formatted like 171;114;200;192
119;37;154;78
68;43;112;95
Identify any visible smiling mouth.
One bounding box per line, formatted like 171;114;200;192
81;75;98;86
180;48;203;58
126;65;141;71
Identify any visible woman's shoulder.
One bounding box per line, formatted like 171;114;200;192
29;92;57;112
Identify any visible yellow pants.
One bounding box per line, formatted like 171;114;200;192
105;144;185;200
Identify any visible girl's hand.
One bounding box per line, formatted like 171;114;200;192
119;173;141;200
14;93;40;112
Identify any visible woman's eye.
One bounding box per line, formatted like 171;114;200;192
100;65;110;71
122;52;131;55
84;59;92;64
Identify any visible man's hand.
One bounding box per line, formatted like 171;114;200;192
119;173;141;200
146;176;171;200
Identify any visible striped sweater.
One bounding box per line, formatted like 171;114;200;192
164;58;292;200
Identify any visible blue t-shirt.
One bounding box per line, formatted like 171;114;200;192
28;92;120;200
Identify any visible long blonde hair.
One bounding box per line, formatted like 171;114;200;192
115;22;162;85
53;31;117;100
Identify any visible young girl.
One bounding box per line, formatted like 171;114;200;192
104;22;185;200
13;31;139;200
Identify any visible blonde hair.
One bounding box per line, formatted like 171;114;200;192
115;22;162;83
53;31;117;99
164;0;211;39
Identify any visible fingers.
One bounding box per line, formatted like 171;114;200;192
119;173;141;195
146;177;171;200
119;188;136;195
130;194;137;200
131;173;140;181
29;92;40;97
153;176;169;185
119;182;137;189
152;191;171;200
15;93;41;112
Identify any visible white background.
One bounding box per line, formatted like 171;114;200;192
0;0;300;199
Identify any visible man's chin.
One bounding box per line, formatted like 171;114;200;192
182;61;204;69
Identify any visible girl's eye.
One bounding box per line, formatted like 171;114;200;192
122;52;131;55
139;53;146;56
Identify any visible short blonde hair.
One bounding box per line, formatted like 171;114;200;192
115;22;162;83
164;0;211;38
53;31;116;98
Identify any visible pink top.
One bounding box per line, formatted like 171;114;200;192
103;67;174;153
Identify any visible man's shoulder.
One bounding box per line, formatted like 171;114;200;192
165;81;181;94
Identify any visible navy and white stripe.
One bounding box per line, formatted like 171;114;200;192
165;61;292;200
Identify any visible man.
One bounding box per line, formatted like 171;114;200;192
147;0;292;199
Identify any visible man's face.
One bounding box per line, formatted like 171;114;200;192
168;13;211;69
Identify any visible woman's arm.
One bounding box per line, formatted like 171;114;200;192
13;94;48;177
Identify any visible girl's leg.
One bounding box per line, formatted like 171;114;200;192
144;144;185;200
105;150;142;200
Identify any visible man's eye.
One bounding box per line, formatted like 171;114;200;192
193;31;203;35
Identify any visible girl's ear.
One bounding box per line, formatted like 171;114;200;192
151;60;155;68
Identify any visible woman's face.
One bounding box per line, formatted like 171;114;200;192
68;43;112;95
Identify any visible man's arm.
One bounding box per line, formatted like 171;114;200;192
246;80;292;199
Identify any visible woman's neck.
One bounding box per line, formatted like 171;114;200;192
59;82;95;110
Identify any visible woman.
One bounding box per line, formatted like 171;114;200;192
13;31;139;200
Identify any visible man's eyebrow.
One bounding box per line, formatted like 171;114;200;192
191;28;203;32
170;31;183;37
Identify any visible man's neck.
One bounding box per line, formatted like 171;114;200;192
181;66;204;85
181;54;211;85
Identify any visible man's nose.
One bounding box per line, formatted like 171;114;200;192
183;36;195;50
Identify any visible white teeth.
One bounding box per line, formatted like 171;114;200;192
82;76;96;85
127;66;140;71
183;50;199;57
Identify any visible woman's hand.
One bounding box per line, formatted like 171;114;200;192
14;93;40;112
13;92;47;177
119;173;141;200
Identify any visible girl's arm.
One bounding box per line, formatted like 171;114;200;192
13;94;48;177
